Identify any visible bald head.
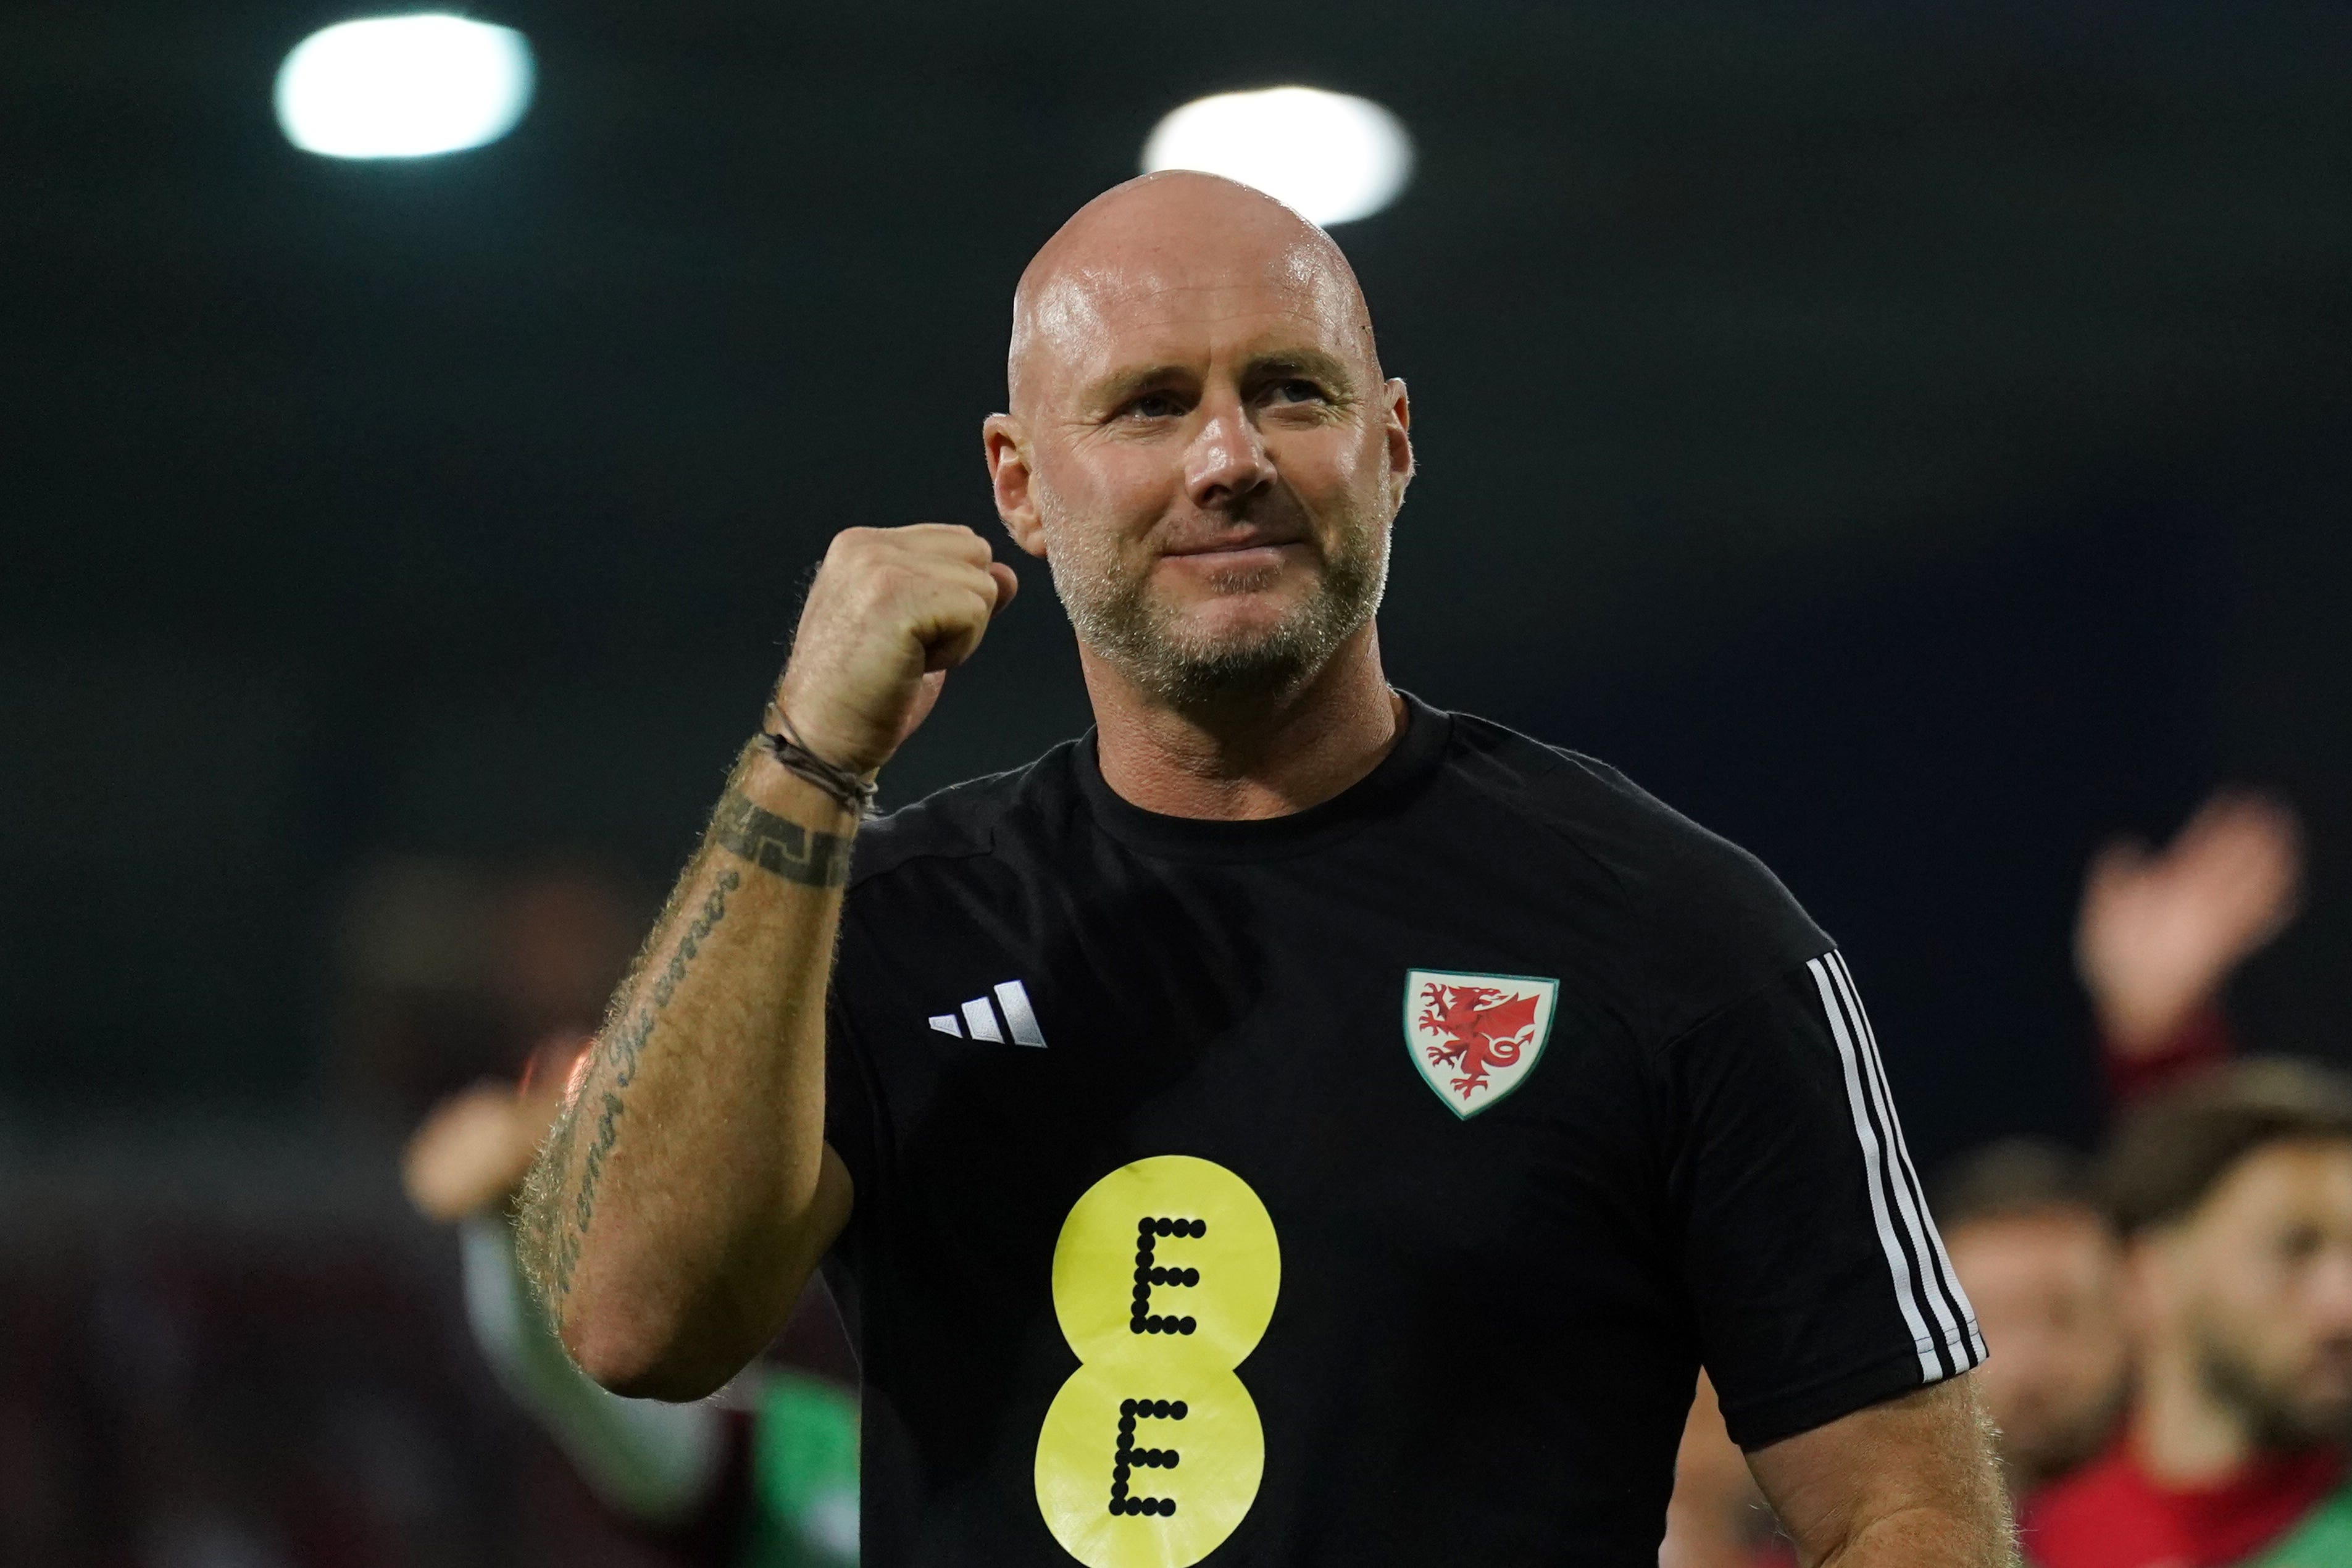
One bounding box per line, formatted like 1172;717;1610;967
1007;172;1380;416
982;171;1412;717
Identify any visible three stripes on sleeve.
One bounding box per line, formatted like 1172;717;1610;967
1806;950;1987;1383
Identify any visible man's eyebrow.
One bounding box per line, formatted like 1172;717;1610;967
1083;362;1192;409
1245;348;1354;388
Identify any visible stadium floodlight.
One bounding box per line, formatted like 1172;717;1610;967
1141;86;1413;227
275;14;535;159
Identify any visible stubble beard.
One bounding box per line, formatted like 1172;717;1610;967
2193;1316;2352;1451
1046;506;1391;713
2005;1381;2129;1493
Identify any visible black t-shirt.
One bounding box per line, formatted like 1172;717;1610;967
822;696;1983;1567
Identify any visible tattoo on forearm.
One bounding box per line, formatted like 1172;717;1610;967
520;867;743;1313
710;789;853;886
516;767;856;1322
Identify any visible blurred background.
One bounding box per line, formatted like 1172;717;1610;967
4;1;2350;1562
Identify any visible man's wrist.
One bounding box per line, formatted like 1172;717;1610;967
741;740;864;815
759;701;881;816
718;743;859;887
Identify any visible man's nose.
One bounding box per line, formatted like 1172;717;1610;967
1185;393;1277;512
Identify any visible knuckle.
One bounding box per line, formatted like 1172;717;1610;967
821;531;878;574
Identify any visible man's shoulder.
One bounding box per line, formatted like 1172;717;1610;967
848;740;1081;891
1442;712;1824;940
1436;709;1832;1011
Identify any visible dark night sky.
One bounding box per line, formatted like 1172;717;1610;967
5;1;2349;1166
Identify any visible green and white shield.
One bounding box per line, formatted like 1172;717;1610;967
1402;969;1559;1118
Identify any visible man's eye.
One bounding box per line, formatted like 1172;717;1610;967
1267;379;1327;404
1122;392;1183;419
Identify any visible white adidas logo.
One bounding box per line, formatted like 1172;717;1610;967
929;980;1046;1048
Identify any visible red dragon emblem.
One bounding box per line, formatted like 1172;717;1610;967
1416;982;1545;1102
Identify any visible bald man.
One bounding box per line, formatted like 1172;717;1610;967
517;174;2013;1567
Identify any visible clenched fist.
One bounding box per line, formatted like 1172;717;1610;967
775;524;1020;776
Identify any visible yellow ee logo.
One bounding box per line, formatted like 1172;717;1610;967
1033;1156;1281;1568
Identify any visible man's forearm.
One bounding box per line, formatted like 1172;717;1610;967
515;743;857;1397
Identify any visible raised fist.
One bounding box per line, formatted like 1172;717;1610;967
774;525;1020;777
2075;790;2303;1053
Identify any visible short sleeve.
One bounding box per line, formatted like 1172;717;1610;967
1661;948;1985;1449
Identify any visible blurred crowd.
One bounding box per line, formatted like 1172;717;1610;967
1664;791;2351;1568
0;856;859;1567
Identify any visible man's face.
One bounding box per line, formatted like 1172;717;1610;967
2153;1140;2352;1449
1946;1209;2127;1488
991;234;1412;708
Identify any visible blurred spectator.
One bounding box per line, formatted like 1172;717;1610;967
1932;1141;2128;1496
0;853;861;1566
403;1053;859;1567
331;857;641;1128
1960;790;2304;1501
2026;1061;2352;1567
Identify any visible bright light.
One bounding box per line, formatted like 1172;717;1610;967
1141;86;1412;226
275;14;534;159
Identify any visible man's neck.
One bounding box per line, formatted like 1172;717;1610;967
2135;1337;2263;1486
1082;625;1404;821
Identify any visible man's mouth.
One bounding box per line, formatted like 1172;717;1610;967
1161;531;1307;567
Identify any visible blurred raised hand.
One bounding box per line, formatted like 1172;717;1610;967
402;1036;752;1533
403;1039;588;1223
2075;791;2303;1056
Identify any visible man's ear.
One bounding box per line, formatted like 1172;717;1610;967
982;414;1049;560
1382;377;1414;503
